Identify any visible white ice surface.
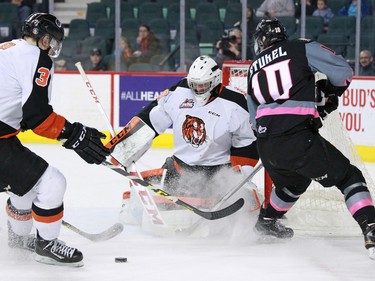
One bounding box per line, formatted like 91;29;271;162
1;144;375;281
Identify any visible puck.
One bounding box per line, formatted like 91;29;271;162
115;257;127;263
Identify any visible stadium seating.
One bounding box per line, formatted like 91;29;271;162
80;36;107;56
121;18;141;46
195;2;221;25
304;16;325;40
278;16;297;37
148;18;171;54
317;33;347;56
86;2;107;27
327;0;345;14
346;34;375;62
107;1;135;20
327;16;356;39
0;3;18;38
137;2;164;26
67;19;90;40
0;22;14;43
167;2;192;29
223;2;242;28
198;19;224;44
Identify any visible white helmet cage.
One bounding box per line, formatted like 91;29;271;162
187;56;222;105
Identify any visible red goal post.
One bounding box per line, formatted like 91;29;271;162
222;60;251;96
222;60;273;207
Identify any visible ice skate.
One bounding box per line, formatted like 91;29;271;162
35;233;83;267
363;223;375;260
254;208;294;239
7;221;35;252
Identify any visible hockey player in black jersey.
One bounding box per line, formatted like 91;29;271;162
246;18;375;259
0;13;110;266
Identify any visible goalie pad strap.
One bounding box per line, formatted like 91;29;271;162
230;155;258;167
140;168;165;179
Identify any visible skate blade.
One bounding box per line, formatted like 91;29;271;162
34;254;84;267
254;231;292;244
368;247;375;260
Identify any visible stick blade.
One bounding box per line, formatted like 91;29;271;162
87;223;124;242
196;198;245;220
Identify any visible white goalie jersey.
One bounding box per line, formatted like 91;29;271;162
137;78;256;166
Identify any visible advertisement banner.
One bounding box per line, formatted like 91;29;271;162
119;75;185;126
340;79;375;146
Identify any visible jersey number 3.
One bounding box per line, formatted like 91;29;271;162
35;67;50;87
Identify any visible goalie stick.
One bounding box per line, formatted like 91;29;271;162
103;160;245;220
177;161;264;235
75;62;167;226
62;220;124;242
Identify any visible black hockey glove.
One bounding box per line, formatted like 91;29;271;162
315;72;331;105
315;71;348;101
317;96;339;120
62;122;111;164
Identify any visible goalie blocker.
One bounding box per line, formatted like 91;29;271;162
106;117;155;168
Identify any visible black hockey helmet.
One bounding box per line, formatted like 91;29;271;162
253;18;287;55
22;13;64;58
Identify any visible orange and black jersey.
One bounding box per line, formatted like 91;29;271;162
0;39;66;139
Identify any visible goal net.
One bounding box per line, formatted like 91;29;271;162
222;60;375;236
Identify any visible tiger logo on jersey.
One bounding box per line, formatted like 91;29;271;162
182;115;206;148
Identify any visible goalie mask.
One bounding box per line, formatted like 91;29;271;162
22;13;64;58
187;56;222;105
253;18;287;55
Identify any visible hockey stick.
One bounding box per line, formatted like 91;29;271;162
75;62;167;226
4;189;122;242
102;160;245;220
75;62;115;136
62;220;124;242
177;161;264;235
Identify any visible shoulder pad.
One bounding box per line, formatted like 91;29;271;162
169;78;189;91
157;89;170;101
219;86;248;111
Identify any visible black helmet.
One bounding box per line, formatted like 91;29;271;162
22;13;64;58
253;18;287;55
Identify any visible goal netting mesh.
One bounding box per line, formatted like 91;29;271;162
222;60;375;236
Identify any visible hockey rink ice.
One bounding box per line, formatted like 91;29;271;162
1;143;375;281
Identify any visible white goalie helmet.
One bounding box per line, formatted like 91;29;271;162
187;56;222;105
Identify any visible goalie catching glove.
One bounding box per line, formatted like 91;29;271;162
59;122;111;164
